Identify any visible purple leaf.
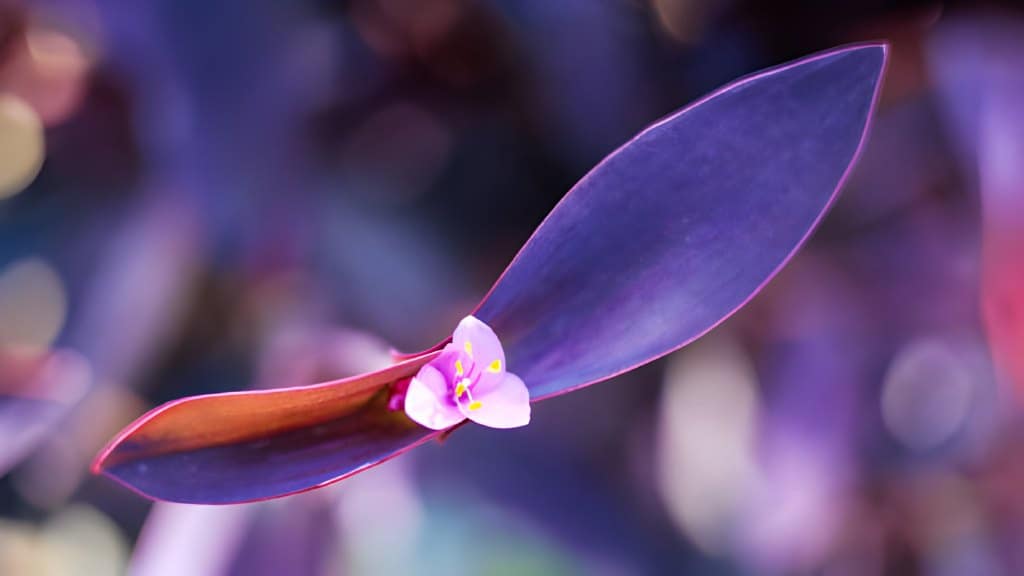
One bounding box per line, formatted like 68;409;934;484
94;354;440;503
94;43;886;503
474;43;887;399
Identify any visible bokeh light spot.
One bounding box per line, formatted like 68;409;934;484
656;333;760;554
0;505;127;576
0;257;67;353
882;338;974;451
0;94;45;199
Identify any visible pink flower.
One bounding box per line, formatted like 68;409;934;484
404;316;530;430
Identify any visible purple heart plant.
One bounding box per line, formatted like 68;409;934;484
92;43;888;504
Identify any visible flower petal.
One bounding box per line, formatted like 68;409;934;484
452;315;505;372
404;364;465;430
472;44;887;400
431;346;466;384
91;353;442;504
464;372;530;429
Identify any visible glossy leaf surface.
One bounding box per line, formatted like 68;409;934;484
95;353;439;503
476;43;887;399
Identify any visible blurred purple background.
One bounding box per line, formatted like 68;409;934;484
1;0;1023;574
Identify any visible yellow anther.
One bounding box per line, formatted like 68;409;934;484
468;401;483;411
487;359;501;373
455;381;467;397
455;359;464;376
464;340;473;356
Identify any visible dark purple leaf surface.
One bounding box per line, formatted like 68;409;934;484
95;353;440;503
476;43;886;399
100;390;439;504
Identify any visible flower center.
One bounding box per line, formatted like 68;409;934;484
452;353;485;411
453;376;483;411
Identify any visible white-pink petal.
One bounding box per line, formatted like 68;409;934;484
404;365;464;430
452;315;505;370
464;372;531;429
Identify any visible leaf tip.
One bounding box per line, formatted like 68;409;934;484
841;41;890;81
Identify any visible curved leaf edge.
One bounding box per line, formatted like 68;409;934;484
91;351;443;502
469;41;889;402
